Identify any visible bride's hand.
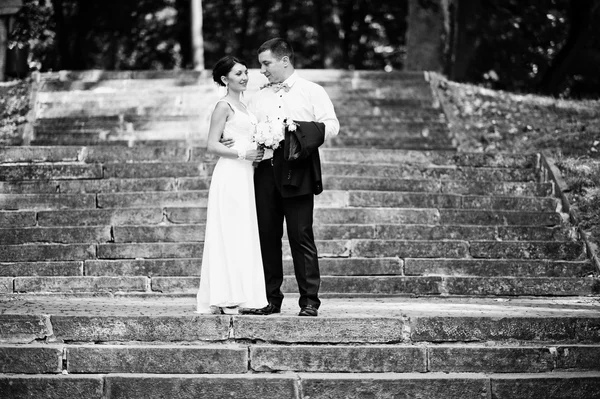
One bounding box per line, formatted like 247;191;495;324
244;149;264;162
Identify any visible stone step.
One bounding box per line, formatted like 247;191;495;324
83;258;595;278
329;136;455;150
2;257;592;279
2;372;600;399
82;162;536;181
36;84;433;103
34;119;448;136
0;191;558;211
38;69;206;82
34;113;445;130
0;223;573;245
5;273;595;296
36;103;443;119
403;258;595;278
2;343;600;375
1;207;563;228
32;134;456;149
37;68;426;82
0;239;583;264
35;97;438;119
2;296;599;343
0;176;554;197
0;147;537;168
38;77;208;92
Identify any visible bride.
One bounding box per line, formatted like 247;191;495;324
196;56;268;315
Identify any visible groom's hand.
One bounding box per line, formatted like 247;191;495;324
220;136;235;148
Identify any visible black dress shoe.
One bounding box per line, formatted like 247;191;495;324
298;305;318;317
244;303;281;315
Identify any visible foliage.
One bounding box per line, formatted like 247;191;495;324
6;0;600;97
0;80;31;145
455;0;600;98
555;157;600;246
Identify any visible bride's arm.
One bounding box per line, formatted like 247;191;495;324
206;102;263;161
206;102;241;159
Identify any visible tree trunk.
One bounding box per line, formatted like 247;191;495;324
52;0;71;69
237;0;250;57
279;0;290;41
352;0;368;69
191;0;204;70
71;0;92;70
341;1;354;68
538;0;598;95
405;0;449;71
330;0;348;68
0;17;6;81
176;0;192;68
448;0;481;81
313;0;326;68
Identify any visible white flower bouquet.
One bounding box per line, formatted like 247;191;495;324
252;117;298;150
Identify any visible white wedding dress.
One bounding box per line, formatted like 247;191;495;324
196;100;268;313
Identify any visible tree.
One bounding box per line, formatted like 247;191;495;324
538;0;600;96
447;0;481;81
191;0;204;70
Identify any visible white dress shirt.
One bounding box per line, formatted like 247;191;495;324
248;71;340;160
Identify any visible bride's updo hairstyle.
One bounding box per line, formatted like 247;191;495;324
212;55;247;87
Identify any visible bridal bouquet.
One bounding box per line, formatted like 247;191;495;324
252;117;297;150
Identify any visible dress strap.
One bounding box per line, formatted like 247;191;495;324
216;99;235;113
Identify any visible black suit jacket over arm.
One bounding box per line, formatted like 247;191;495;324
272;121;325;198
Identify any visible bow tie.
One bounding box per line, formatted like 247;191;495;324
271;83;291;93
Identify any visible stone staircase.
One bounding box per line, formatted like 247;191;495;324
1;70;599;398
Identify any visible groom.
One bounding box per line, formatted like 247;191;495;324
247;38;339;317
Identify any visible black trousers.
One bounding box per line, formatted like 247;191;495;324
254;160;321;309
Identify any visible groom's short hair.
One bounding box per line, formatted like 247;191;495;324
258;38;294;64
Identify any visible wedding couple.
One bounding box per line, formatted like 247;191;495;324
196;38;340;317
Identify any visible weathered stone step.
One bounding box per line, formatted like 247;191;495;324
0;163;103;181
0;147;537;168
36;91;212;105
3;257;591;280
0;191;558;211
1;207;563;228
332;120;450;135
38;77;208;92
37;68;425;83
0;176;553;197
37;84;434;103
0;193;97;210
34;115;200;128
2;162;538;182
38;69;206;82
347;191;557;211
324;178;552;196
3;372;600;399
2;343;600;375
0;223;573;245
329;136;455;150
325;85;435;100
336;105;443;118
404;258;595;278
35;103;444;118
2;296;599;343
334;97;437;108
2;372;600;399
5;274;596;296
